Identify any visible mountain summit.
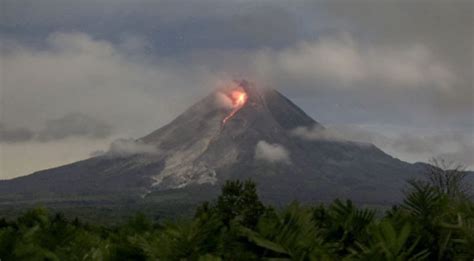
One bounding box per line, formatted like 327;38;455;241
138;81;322;191
0;81;424;209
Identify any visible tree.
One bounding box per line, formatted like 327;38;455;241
400;158;474;260
425;158;471;200
133;215;223;260
316;199;375;255
213;180;266;228
1;175;473;260
239;203;336;260
349;221;429;260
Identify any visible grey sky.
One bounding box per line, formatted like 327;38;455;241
0;0;472;178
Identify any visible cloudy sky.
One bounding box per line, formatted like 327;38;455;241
0;0;473;179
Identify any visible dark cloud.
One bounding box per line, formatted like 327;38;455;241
438;143;474;169
389;132;474;168
0;113;112;143
0;0;472;176
0;0;302;54
37;113;112;141
0;123;35;143
324;0;473;112
251;33;468;130
1;1;471;123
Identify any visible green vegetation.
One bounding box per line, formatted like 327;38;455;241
0;168;472;260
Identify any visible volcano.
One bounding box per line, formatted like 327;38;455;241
0;81;426;214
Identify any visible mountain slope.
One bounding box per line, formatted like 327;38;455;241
0;81;426;207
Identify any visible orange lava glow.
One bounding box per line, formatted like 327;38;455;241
223;89;248;124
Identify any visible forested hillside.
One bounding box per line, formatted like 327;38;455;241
0;168;472;260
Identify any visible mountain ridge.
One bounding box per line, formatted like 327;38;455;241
0;81;429;209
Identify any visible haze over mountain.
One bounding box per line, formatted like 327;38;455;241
0;81;432;213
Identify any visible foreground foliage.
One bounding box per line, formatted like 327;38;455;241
0;172;473;260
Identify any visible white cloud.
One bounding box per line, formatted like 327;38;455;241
291;124;474;169
291;124;385;146
0;30;470;178
291;125;344;142
1;32;218;136
255;34;455;92
0;32;221;177
104;138;159;157
0;31;462;135
255;141;291;164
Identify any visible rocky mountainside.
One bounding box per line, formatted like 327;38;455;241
0;81;427;209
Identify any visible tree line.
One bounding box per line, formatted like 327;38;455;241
0;161;472;260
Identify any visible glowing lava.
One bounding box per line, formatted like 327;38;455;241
222;89;248;124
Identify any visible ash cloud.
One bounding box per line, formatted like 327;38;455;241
255;141;291;164
214;92;234;109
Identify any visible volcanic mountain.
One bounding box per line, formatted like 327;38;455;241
0;81;426;212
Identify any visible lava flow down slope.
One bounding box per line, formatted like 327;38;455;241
0;80;426;207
